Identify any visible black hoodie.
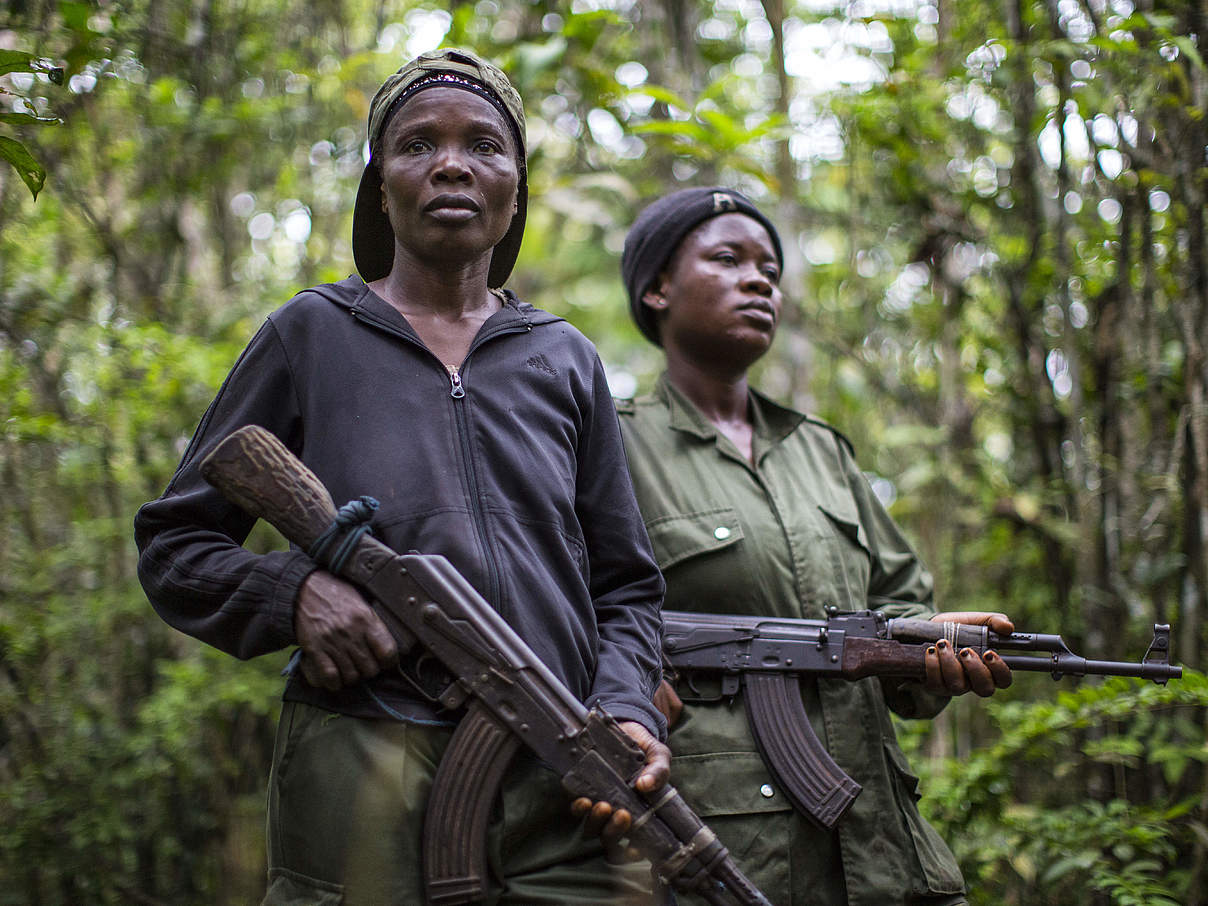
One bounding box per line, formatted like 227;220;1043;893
135;276;667;737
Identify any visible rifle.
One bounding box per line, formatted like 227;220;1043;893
200;425;771;906
661;608;1182;831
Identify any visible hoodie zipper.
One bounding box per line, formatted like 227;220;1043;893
349;303;530;614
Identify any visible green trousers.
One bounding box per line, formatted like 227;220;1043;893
261;701;657;906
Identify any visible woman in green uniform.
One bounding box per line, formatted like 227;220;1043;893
616;187;1013;906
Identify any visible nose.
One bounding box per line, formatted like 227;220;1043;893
740;264;774;295
432;146;472;183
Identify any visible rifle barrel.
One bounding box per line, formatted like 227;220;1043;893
998;653;1181;683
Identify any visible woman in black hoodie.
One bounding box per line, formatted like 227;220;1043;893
135;48;668;906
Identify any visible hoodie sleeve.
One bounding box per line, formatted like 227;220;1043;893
134;319;316;659
575;355;668;740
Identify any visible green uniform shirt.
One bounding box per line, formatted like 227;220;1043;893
618;375;965;906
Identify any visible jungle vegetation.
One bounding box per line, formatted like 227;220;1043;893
2;1;1206;903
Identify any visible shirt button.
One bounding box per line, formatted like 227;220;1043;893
714;526;731;540
760;784;775;798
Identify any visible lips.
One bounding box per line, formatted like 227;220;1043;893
424;193;481;215
737;299;777;322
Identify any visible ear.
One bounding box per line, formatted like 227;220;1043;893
641;281;669;312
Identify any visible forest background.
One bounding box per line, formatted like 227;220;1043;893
2;0;1207;903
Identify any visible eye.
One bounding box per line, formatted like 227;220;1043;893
762;265;780;283
474;139;502;154
403;138;431;154
713;251;738;265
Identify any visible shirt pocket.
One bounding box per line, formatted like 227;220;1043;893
644;506;744;572
263;867;344;905
672;750;792;817
816;501;872;601
816;500;871;555
882;740;965;895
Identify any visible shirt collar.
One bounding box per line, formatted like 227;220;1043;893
654;372;806;448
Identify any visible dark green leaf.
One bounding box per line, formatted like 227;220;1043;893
0;135;46;199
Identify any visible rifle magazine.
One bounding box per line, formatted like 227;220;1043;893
422;702;521;905
743;672;861;829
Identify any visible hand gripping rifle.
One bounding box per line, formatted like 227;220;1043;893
661;608;1182;832
200;425;771;906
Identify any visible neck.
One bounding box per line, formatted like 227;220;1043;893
371;248;497;320
664;354;752;427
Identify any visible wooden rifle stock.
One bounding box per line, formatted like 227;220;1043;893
201;426;772;906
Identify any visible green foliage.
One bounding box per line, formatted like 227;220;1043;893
0;48;63;197
1;0;1206;902
899;673;1208;904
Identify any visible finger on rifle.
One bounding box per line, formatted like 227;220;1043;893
328;644;366;689
295;571;387;687
599;811;641;865
366;613;399;670
986;613;1015;635
936;639;969;695
581;800;615;837
933;610;1015;635
571;797;593;820
653;679;683;727
601;804;633;845
924;645;944;692
959;648;996;697
300;650;343;691
982;649;1013;689
345;633;386;683
618;721;671;793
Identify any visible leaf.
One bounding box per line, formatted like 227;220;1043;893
58;0;94;31
1040;851;1097;883
628;119;710;141
1171;36;1205;70
0;49;39;77
509;37;568;81
0;50;64;83
0;111;62;127
0;135;46;199
626;84;692;112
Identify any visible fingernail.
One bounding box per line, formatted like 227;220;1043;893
984;651;997;661
936;639;948;650
960;649;973;659
927;646;937;656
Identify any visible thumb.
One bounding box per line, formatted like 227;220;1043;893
933;611;1015;635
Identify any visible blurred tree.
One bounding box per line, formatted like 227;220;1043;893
0;0;1204;903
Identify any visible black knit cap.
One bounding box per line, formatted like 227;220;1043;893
621;187;784;346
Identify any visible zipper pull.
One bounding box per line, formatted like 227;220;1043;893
448;368;466;399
